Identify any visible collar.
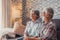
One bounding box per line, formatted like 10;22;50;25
42;19;52;25
32;18;41;23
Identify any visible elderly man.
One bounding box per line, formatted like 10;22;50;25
39;7;57;40
17;10;42;40
23;10;42;40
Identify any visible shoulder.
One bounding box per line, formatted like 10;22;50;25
27;21;32;24
38;18;42;22
49;20;56;29
49;20;56;26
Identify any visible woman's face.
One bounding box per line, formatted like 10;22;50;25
30;12;37;21
42;11;50;21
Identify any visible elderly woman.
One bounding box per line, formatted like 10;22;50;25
39;7;57;40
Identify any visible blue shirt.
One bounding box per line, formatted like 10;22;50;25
24;18;42;37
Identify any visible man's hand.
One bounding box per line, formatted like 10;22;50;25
24;33;39;40
24;36;29;40
26;36;39;40
24;33;29;40
24;36;39;40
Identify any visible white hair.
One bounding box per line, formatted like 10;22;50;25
42;7;54;18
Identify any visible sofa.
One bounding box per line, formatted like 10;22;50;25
53;19;60;40
1;19;60;40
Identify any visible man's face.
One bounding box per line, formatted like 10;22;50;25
30;12;37;20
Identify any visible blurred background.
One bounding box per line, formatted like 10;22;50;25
0;0;60;39
1;0;60;28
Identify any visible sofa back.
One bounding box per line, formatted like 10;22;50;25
53;19;60;40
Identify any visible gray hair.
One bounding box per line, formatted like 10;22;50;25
43;7;54;19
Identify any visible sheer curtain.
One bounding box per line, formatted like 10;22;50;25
0;0;2;28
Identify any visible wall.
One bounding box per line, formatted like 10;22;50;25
27;0;60;19
2;0;60;27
